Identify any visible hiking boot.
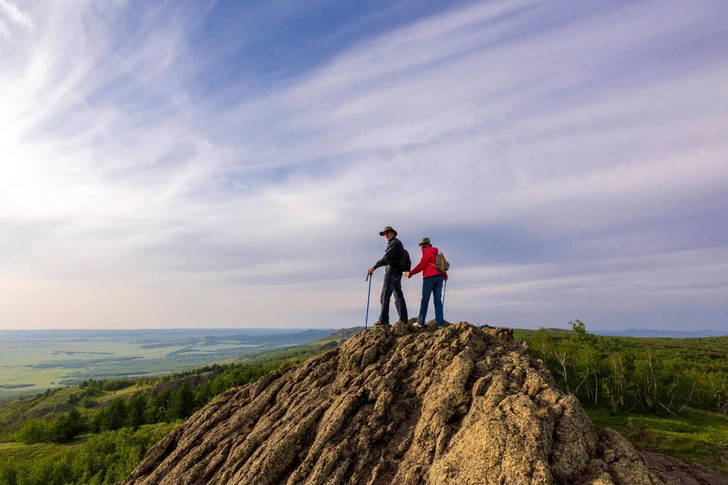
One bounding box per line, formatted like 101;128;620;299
374;321;389;326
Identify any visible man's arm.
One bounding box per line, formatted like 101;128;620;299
373;238;403;270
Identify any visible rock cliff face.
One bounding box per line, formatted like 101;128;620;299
120;322;664;485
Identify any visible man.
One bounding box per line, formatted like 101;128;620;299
406;237;446;328
368;226;408;326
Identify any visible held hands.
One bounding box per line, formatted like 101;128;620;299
405;271;411;278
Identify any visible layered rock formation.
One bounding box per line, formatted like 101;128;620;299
120;322;664;485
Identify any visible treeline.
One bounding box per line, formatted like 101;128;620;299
14;361;280;445
520;321;728;415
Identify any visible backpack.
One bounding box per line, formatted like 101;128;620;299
399;249;412;272
435;252;450;273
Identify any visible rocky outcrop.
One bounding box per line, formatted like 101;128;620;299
120;322;664;485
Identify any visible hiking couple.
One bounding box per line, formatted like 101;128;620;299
367;226;447;328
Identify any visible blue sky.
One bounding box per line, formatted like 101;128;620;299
1;0;726;331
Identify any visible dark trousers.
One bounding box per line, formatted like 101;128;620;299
379;267;408;324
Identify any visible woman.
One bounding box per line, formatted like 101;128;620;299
405;237;447;327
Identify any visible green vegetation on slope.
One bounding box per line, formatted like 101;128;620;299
0;328;361;440
0;423;175;485
515;321;728;471
514;321;728;415
0;329;358;485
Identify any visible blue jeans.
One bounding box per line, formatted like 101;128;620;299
418;275;444;327
379;267;408;324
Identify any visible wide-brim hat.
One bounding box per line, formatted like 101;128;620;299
379;226;398;236
419;237;431;246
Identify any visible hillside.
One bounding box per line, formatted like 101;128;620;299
120;322;662;485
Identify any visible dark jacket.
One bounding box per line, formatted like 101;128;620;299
373;237;404;270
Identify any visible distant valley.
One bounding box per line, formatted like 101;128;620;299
0;328;337;397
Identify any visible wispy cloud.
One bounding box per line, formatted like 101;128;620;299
1;0;726;329
0;0;32;30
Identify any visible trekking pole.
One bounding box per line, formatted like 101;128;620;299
442;279;447;308
365;273;372;329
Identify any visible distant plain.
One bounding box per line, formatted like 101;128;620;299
0;328;335;398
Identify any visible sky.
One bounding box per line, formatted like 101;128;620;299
1;0;727;331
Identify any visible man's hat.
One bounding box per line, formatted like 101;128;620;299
419;237;431;246
379;226;398;236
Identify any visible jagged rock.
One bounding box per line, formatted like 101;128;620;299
120;322;665;485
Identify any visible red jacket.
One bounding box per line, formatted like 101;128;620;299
409;246;448;280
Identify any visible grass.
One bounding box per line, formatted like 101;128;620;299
585;406;728;472
0;441;67;462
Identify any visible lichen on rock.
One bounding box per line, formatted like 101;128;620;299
119;322;664;485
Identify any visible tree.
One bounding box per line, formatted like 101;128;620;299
169;380;196;420
568;319;603;405
127;393;149;429
101;397;129;431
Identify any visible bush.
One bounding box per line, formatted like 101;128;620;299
15;419;51;444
